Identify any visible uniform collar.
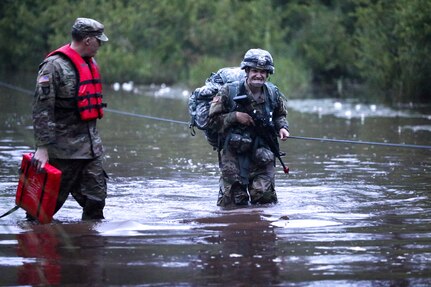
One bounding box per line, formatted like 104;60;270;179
244;81;266;104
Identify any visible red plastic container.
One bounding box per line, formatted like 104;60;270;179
15;153;62;224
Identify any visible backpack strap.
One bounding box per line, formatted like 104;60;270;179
227;80;244;112
263;82;278;111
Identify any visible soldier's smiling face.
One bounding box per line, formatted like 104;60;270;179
246;68;268;88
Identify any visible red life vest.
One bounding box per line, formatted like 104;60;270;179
48;44;105;120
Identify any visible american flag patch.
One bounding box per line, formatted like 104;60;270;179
38;75;49;83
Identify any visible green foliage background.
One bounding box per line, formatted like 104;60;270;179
0;0;430;103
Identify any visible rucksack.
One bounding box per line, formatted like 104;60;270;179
188;67;245;149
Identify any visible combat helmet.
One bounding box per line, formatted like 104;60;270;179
240;48;274;74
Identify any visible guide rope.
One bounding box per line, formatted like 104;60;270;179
1;80;430;150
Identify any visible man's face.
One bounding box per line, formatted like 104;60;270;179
83;36;102;57
246;68;268;88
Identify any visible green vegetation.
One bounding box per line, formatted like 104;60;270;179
0;0;430;103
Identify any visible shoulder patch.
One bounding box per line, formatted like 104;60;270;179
38;74;50;84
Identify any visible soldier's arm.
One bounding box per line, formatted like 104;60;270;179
208;85;237;133
32;59;58;148
273;90;289;133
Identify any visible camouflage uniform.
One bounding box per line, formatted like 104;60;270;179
209;79;288;208
32;18;108;220
33;55;104;159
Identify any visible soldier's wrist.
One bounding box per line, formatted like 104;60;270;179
226;112;237;125
280;125;289;132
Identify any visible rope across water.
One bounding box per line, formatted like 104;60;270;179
1;80;430;150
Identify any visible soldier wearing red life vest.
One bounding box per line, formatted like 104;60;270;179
31;18;109;220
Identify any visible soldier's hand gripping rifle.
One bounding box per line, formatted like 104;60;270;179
233;95;289;174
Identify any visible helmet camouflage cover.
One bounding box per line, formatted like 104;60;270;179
240;48;274;74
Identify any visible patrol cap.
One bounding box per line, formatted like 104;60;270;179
72;17;109;42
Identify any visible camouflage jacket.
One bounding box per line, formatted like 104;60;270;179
32;53;104;159
209;79;288;138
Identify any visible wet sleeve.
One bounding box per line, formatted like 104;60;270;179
32;60;58;147
208;85;237;133
273;90;289;132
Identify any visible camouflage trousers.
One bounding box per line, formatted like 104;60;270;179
49;157;107;220
217;147;277;208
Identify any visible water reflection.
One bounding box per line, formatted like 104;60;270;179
14;223;106;286
191;210;280;286
16;226;61;285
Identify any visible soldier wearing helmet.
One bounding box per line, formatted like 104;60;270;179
209;48;289;208
240;48;275;74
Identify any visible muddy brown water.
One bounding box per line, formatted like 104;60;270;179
1;81;430;286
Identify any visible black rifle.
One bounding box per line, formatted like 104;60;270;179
233;95;289;174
